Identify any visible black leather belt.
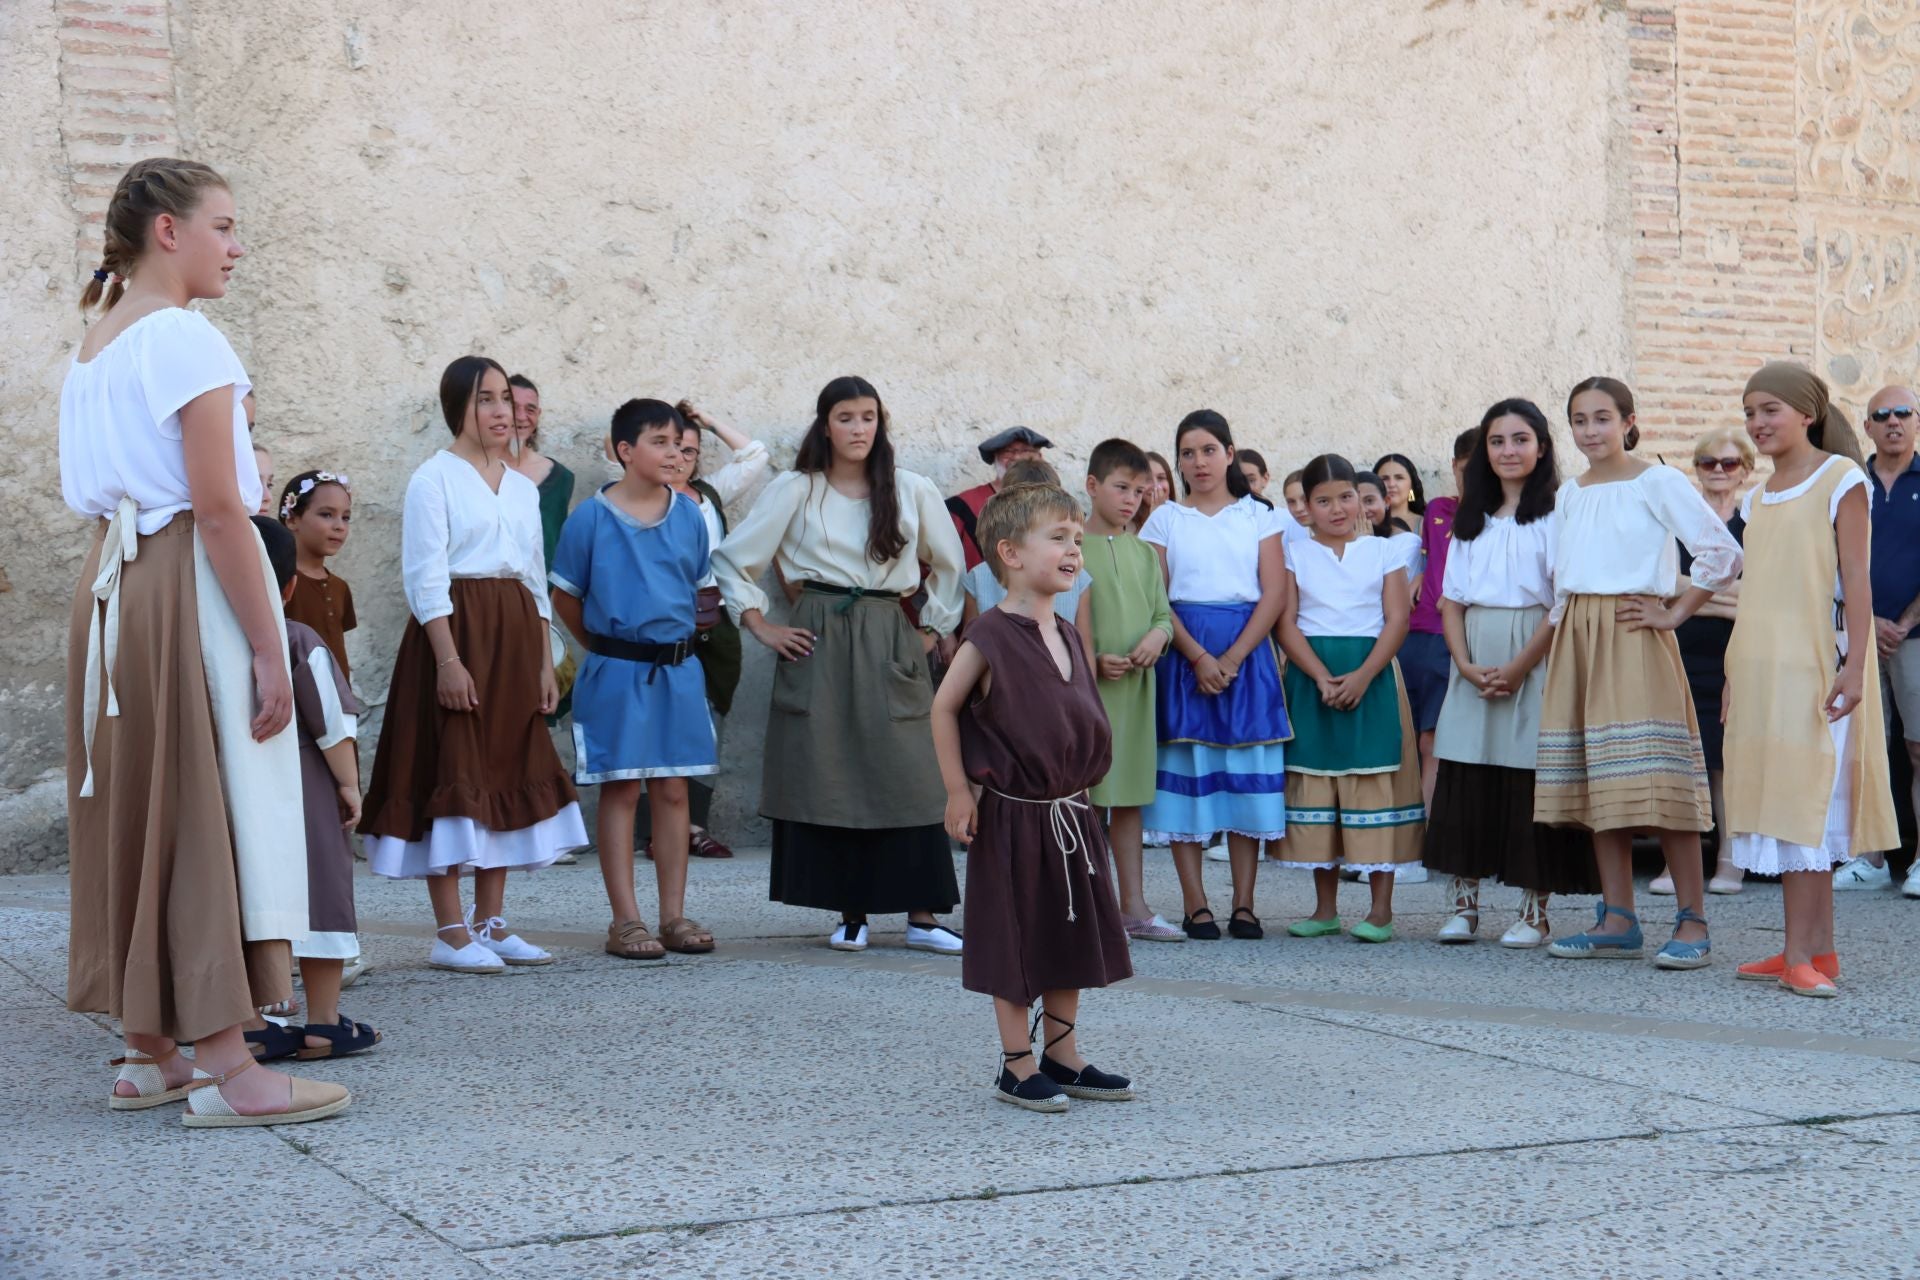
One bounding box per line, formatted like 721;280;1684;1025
584;633;696;676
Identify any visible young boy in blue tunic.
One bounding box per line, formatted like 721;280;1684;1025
551;398;720;961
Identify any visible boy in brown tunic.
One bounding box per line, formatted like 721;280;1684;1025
932;482;1134;1113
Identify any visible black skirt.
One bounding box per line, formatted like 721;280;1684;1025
769;819;959;914
1422;760;1599;893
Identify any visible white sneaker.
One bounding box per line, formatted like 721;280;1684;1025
829;921;869;952
1204;842;1230;862
1833;857;1892;891
472;911;554;966
1436;913;1478;944
1500;918;1548;949
905;922;964;955
1903;865;1920;899
428;936;505;974
339;955;370;988
1397;865;1428;884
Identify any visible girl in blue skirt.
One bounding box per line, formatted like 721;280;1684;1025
1138;411;1293;940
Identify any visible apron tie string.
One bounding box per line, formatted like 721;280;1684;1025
79;496;140;798
986;789;1095;922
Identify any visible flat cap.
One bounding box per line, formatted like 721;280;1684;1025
977;425;1053;464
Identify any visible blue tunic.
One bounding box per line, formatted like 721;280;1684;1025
550;487;718;783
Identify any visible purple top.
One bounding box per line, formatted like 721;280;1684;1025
1409;495;1458;635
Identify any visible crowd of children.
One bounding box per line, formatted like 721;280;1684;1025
59;157;1905;1130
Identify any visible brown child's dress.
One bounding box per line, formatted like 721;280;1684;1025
959;608;1132;1003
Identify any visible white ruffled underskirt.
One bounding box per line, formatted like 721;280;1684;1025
1276;860;1425;876
367;803;588;880
1147;828;1288;845
1730;716;1851;877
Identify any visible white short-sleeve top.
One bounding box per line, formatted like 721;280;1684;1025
59;307;260;535
1441;514;1557;610
1287;535;1395;637
1139;495;1288;604
401;451;551;624
1385;529;1423;582
1551;465;1743;623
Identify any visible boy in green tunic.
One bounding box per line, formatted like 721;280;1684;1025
1079;439;1182;942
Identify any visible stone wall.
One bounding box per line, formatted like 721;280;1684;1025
20;0;1860;868
1623;1;1920;457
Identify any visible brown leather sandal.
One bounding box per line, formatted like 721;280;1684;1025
659;917;715;954
606;919;667;964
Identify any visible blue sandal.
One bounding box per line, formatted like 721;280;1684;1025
1653;906;1711;970
1545;902;1644;959
296;1014;383;1060
244;1021;305;1062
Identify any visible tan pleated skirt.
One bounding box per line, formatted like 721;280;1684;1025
1534;594;1712;834
65;515;290;1042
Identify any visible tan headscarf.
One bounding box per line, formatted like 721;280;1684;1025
1743;361;1866;466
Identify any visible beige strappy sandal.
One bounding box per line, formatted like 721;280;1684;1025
181;1056;351;1129
107;1045;197;1111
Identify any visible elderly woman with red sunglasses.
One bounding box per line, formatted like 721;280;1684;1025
1650;426;1756;898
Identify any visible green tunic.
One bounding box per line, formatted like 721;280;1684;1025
1084;532;1174;807
536;461;576;570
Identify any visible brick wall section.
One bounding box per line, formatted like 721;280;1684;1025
54;1;180;263
1627;1;1816;460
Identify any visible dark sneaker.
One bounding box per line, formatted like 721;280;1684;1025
1039;1055;1135;1101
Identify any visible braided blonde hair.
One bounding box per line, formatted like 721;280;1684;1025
79;157;230;313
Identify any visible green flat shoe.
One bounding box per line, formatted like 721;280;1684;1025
1350;920;1394;944
1287;917;1343;938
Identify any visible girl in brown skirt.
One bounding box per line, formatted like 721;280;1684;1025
711;377;967;954
1537;378;1743;969
60;157;347;1126
1423;400;1596;947
933;483;1133;1112
360;357;588;973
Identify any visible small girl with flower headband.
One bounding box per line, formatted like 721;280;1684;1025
280;470;357;680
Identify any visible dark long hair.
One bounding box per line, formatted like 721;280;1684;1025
1353;470;1395;537
439;355;510;440
1175;410;1270;508
1372;452;1427;516
794;375;906;564
1454;398;1561;541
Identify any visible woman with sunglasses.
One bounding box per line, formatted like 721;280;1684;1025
1650;427;1754;897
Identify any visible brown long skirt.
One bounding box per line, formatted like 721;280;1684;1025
66;515;290;1042
360;579;580;875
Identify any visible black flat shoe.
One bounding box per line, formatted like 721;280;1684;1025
1182;907;1221;941
1228;907;1264;940
1040;1053;1135;1101
994;1050;1067;1113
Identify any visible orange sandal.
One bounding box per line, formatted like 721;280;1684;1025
1779;963;1839;998
1736;952;1840;983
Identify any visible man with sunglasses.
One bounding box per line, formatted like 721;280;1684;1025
1853;384;1920;897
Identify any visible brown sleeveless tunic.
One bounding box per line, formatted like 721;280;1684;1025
958;608;1131;1003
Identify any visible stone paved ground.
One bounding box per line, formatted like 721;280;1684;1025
5;852;1919;1279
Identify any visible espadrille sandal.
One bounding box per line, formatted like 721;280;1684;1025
181;1057;350;1129
107;1045;197;1111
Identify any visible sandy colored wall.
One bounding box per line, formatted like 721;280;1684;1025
1;0;1635;860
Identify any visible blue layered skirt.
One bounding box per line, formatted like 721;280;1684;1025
1141;601;1291;844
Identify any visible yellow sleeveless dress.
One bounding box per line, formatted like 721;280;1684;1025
1724;457;1897;870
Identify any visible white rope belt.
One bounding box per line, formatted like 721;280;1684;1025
79;495;140;798
986;788;1096;922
